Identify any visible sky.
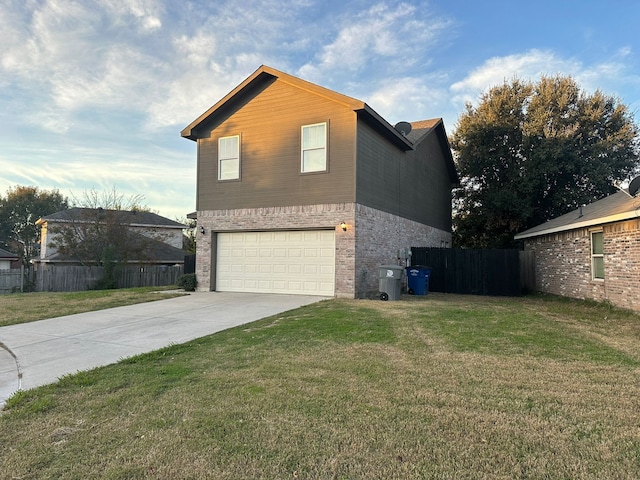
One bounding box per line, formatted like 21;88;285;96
1;0;639;220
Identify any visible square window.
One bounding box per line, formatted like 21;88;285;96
218;135;240;180
301;123;326;173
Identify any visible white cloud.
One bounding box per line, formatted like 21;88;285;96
0;0;170;132
298;2;452;85
449;48;638;111
366;75;450;124
98;0;164;32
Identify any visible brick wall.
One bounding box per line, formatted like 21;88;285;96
602;220;640;311
524;219;640;312
196;204;356;297
196;203;451;298
354;204;451;297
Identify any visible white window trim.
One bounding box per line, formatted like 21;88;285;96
218;134;240;181
301;122;327;173
590;229;604;281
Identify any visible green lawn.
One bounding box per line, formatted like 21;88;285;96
1;293;639;479
0;287;185;327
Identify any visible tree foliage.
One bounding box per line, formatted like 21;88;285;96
0;186;69;264
180;218;197;254
451;76;640;248
49;188;153;280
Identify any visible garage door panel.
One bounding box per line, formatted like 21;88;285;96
216;230;335;296
288;265;302;274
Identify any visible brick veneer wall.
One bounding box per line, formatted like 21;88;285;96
196;203;451;298
524;219;640;312
354;204;451;297
196;204;356;297
601;219;640;311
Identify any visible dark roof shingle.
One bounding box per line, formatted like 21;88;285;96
39;208;186;228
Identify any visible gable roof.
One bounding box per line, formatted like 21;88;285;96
408;118;459;185
181;64;414;151
0;247;19;260
406;119;441;143
37;208;186;229
515;190;640;240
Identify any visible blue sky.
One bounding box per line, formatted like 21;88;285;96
1;0;639;220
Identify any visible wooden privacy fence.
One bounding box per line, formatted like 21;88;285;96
184;254;196;275
410;248;534;296
0;268;26;294
33;265;184;292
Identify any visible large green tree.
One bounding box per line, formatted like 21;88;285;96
0;186;69;264
451;76;640;248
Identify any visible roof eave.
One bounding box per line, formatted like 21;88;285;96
413;118;459;186
357;104;414;151
181;65;368;141
515;210;640;240
181;66;275;141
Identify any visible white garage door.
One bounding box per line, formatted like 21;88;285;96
216;230;335;296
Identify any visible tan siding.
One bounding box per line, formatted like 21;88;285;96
197;80;356;210
404;133;454;231
356;121;453;231
356;121;403;214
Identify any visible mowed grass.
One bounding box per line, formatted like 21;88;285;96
0;287;185;327
2;293;640;479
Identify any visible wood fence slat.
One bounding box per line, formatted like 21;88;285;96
31;265;184;292
0;269;23;294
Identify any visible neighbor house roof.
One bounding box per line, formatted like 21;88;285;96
0;247;19;260
181;64;415;151
515;189;640;240
36;208;186;229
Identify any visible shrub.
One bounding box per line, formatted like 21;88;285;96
177;273;197;292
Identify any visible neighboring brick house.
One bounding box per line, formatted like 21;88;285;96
34;208;186;267
515;182;640;312
181;65;459;298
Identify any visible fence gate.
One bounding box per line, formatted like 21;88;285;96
410;248;523;296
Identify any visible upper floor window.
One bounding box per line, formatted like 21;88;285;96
591;230;604;280
218;135;240;180
301;123;327;173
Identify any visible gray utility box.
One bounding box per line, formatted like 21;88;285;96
378;265;404;301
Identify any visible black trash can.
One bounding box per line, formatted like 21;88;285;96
405;266;431;295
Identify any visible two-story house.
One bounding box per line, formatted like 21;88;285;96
35;208;187;267
182;65;458;298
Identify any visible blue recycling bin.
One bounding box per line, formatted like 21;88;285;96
405;266;431;295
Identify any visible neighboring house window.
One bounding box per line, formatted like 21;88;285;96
301;123;327;173
591;230;604;280
218;135;240;180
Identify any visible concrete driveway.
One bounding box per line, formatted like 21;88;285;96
0;292;325;407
